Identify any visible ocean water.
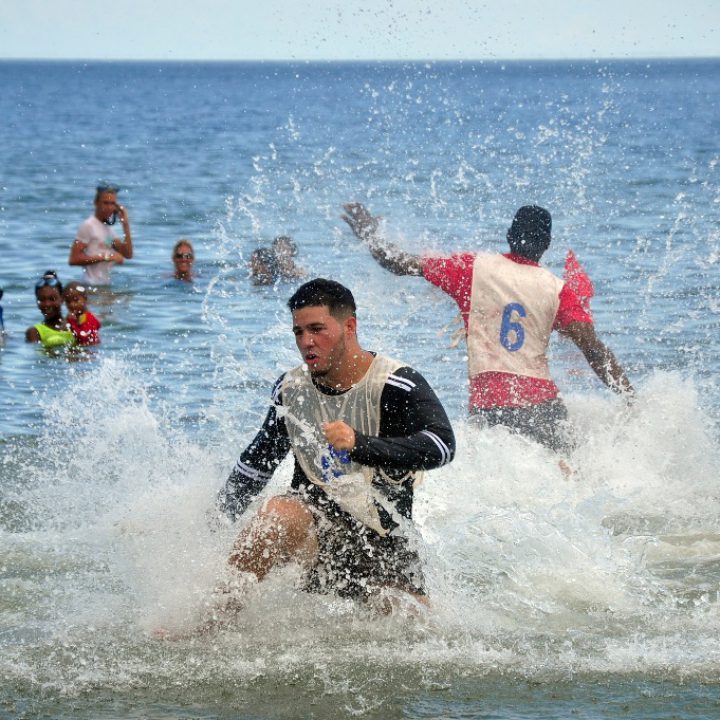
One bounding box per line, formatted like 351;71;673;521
1;58;719;718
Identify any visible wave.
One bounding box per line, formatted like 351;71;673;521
2;359;719;703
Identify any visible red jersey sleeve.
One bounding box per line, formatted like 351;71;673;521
421;252;475;317
554;284;592;329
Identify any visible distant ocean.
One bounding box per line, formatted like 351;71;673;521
1;59;719;719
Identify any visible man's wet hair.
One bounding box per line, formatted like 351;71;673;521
506;205;552;262
288;278;356;318
94;183;120;202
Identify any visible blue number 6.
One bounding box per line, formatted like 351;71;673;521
500;302;526;351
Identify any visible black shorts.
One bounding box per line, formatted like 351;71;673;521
470;398;574;454
289;488;426;601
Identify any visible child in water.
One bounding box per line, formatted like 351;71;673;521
63;281;101;345
25;271;75;348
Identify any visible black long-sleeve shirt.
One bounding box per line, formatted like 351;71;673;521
221;364;455;522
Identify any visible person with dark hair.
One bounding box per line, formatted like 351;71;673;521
68;184;133;285
272;235;306;280
25;271;75;348
63;281;101;345
217;277;455;610
342;203;633;453
249;247;279;286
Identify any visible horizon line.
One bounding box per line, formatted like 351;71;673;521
0;55;718;64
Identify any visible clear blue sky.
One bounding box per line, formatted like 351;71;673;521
1;0;717;61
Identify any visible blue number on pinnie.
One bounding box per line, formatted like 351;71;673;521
320;445;351;483
500;302;526;352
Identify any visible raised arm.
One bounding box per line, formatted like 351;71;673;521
559;321;634;395
112;204;133;259
342;203;423;276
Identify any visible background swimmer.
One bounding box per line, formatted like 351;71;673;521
250;247;279;286
63;281;101;345
25;271;75;349
172;240;195;282
272;235;305;280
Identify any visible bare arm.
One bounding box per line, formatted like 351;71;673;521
68;240;125;266
560;321;634;395
112;204;133;259
342;203;423;276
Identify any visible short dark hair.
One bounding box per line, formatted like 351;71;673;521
252;247;277;267
63;280;88;298
287;278;356;318
94;183;119;202
506;205;552;261
272;235;296;253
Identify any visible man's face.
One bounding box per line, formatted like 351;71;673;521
95;192;118;222
292;305;351;379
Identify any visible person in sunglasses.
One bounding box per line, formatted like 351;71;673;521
171;239;195;282
68;184;133;285
25;271;75;349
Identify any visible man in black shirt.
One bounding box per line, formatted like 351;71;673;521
219;278;455;604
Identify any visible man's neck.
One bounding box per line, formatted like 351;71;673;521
316;349;374;392
504;252;540;267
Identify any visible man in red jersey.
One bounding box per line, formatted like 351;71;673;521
342;203;633;453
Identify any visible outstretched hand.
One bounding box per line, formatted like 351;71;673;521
341;203;381;242
341;202;422;277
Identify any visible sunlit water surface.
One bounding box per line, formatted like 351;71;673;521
1;59;719;718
